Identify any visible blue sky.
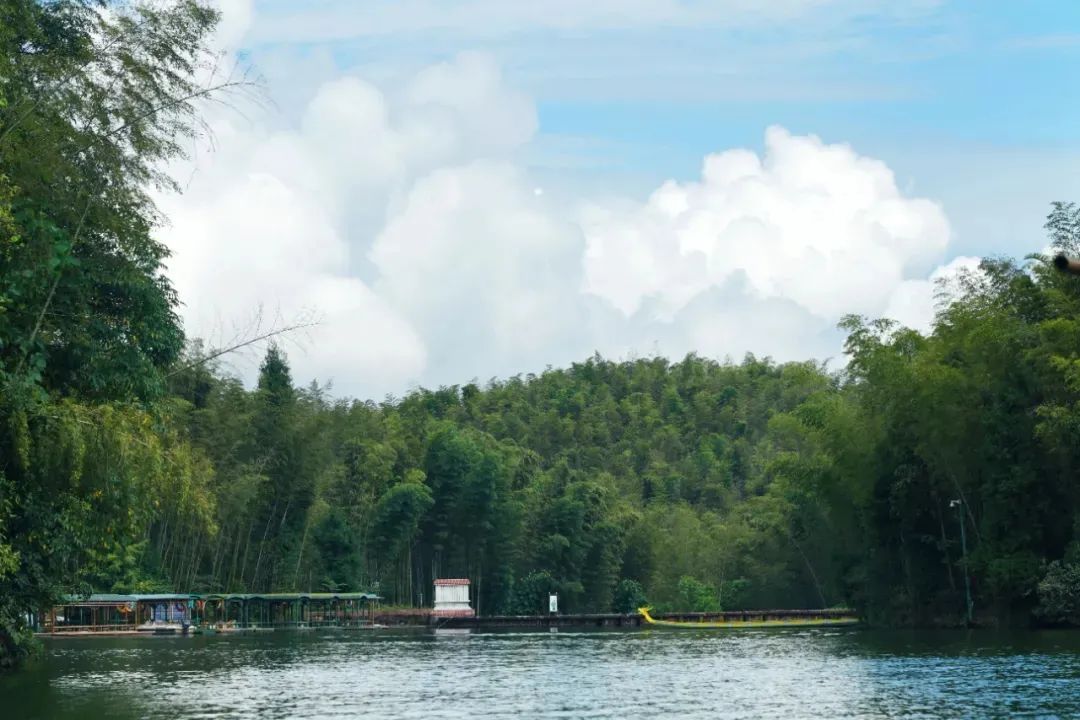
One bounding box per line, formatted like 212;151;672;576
238;0;1080;258
165;0;1080;397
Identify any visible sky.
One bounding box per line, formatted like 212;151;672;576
157;0;1080;399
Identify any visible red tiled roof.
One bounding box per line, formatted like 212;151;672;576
434;578;470;586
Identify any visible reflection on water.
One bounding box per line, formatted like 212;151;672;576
3;628;1080;719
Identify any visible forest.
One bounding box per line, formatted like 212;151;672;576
3;0;1080;669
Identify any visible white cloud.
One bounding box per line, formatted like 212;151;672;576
371;161;590;383
161;51;543;396
157;168;427;393
581;127;951;322
161;44;963;398
528;124;962;371
211;0;254;51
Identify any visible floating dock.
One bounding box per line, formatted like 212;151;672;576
429;608;859;630
35;593;858;636
35;592;381;637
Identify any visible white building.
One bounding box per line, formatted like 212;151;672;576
433;578;474;617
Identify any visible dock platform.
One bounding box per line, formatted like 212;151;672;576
431;608;859;630
34;592;858;636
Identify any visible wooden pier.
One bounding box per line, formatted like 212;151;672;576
35;593;858;636
35;592;382;636
431;608;859;630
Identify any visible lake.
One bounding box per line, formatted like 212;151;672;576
3;628;1080;719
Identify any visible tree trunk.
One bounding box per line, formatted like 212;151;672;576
790;532;827;608
252;500;278;591
292;513;311;591
937;500;957;591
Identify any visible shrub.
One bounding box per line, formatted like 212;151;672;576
1036;561;1080;625
675;575;720;612
612;579;647;613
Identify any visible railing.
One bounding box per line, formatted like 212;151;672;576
44;623;138;633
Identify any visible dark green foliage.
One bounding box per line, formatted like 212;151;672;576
1036;562;1080;625
0;0;227;669
508;571;558;615
0;0;224;400
675;575;720;612
369;482;433;595
308;508;358;590
612;579;647;613
184;347;846;615
134;343;873;619
146;254;1080;628
831;212;1080;625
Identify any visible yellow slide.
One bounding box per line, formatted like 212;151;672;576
637;607;858;629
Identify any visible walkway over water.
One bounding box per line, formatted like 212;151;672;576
38;593;858;636
431;607;859;630
37;592;381;635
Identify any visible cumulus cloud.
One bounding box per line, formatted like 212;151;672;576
371;161;590;382
573;128;962;365
581;127;951;323
157;170;427;393
210;0;254;51
160;51;547;396
160;42;965;398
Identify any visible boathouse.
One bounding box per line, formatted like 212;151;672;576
198;592;382;629
433;579;474;617
39;593;198;634
37;592;381;635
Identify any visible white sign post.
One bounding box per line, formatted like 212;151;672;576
548;593;558;614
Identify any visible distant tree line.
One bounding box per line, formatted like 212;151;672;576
157;244;1080;631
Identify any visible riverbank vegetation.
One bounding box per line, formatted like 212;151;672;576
0;0;237;667
3;0;1080;671
156;242;1080;628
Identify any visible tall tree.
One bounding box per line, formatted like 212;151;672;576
0;0;228;668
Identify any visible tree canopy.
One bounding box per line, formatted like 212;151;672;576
0;0;225;668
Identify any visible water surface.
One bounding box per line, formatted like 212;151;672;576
4;628;1080;718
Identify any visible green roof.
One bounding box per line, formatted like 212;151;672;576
61;593;196;603
59;591;380;605
133;594;199;601
60;594;136;603
201;592;380;601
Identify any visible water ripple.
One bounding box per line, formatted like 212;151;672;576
4;629;1080;719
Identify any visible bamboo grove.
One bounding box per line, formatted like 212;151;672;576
3;0;1080;670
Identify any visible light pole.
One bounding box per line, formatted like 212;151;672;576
950;499;973;625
